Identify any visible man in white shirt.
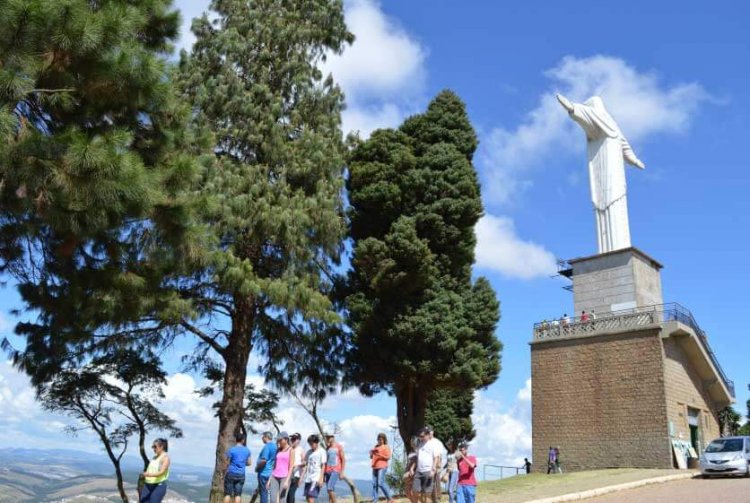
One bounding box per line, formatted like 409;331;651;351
300;435;327;503
410;427;442;503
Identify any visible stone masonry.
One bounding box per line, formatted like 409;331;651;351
568;247;663;317
662;336;722;446
531;247;730;473
531;328;672;471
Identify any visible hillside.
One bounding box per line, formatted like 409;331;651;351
0;449;208;502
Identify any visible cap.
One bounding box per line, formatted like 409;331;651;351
277;431;289;440
290;432;301;441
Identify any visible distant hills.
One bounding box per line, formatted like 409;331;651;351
0;448;210;502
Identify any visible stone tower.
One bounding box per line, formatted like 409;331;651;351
530;247;734;471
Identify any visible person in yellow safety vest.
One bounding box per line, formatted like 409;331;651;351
141;438;171;502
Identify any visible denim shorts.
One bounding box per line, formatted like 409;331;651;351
224;473;245;497
324;471;339;491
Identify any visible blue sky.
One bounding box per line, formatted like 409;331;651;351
1;0;748;478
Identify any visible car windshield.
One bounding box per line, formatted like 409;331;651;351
705;439;744;453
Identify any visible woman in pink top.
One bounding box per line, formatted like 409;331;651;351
268;432;295;503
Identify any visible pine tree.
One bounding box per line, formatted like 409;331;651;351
0;3;200;499
0;0;204;378
177;1;352;499
345;90;502;448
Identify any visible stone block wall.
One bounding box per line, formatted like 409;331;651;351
662;336;722;450
531;329;672;472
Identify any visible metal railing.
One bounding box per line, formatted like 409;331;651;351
481;464;524;481
533;303;735;397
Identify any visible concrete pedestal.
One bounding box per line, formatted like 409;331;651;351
566;247;663;317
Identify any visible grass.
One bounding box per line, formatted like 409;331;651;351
351;468;685;503
475;468;685;503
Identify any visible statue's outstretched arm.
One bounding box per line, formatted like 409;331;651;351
621;137;645;169
556;94;574;113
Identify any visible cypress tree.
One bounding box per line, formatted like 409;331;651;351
424;388;476;445
178;1;352;499
345;90;502;448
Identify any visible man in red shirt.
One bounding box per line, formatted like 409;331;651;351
455;443;477;503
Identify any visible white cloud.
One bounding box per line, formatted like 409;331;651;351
0;312;10;333
480;55;713;205
475;214;557;279
323;0;425;102
0;360;103;453
516;378;532;402
174;0;210;53
341;103;404;139
0;361;38;424
471;379;532;472
326;0;427;137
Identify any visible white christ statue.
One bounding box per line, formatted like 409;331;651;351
557;94;645;254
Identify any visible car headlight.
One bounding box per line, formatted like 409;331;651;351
730;454;743;461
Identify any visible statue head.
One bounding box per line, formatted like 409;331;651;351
584;96;607;113
582;96;619;138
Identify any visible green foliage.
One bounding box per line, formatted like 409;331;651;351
177;1;352;499
719;406;742;436
425;388;476;445
0;0;206;384
176;0;353;351
345;90;502;444
385;456;408;496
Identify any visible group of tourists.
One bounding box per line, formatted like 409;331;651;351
539;309;598;330
137;426;479;503
223;426;478;503
402;426;477;503
223;430;346;503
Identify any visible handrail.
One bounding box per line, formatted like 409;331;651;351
481;464;524;481
533;302;734;397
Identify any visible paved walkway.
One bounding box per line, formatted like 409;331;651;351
582;476;750;503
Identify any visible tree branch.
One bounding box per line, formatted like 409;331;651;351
180;321;226;356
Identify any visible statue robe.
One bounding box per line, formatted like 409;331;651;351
568;96;641;254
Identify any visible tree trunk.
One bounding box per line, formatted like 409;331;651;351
396;381;428;452
208;298;254;503
340;473;361;503
125;389;150;469
113;460;129;503
100;439;129;503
